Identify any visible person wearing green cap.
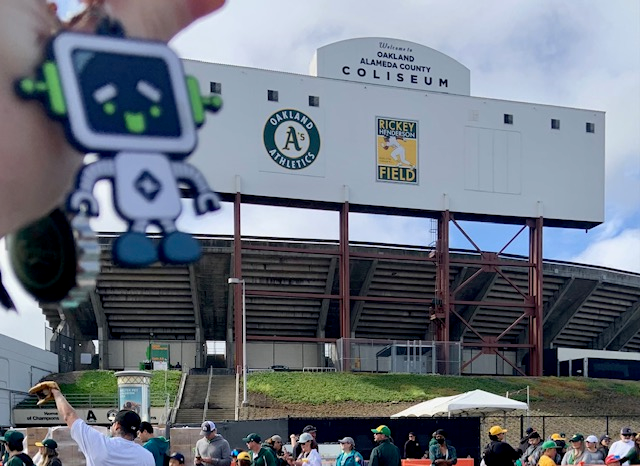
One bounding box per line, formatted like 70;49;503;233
2;431;34;466
243;433;276;466
369;425;401;466
34;439;61;466
560;434;603;465
537;440;559;466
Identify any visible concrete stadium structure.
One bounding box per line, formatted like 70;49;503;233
38;38;638;377
41;234;639;376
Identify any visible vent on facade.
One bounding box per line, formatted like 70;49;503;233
210;82;222;94
586;122;595;133
268;90;279;102
309;96;320;107
551;119;560;130
504;114;513;125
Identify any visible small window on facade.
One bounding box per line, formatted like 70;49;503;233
586;122;595;133
309;96;320;107
551;119;560;130
268;90;279;102
504;114;513;125
210;82;222;94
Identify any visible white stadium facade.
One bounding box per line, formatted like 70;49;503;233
41;38;639;378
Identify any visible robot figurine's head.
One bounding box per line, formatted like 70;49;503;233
52;33;197;156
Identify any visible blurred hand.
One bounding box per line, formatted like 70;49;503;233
0;0;225;237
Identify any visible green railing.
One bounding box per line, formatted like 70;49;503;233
16;393;175;408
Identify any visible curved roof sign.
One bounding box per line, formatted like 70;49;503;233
310;37;470;95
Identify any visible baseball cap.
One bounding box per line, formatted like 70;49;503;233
541;440;557;450
338;436;355;446
371;425;391;437
621;427;633;435
551;433;565;441
600;434;611;442
114;410;141;435
526;427;534;435
169;452;185;464
299;433;314;443
243;433;261;443
569;433;584;442
35;439;58;449
555;440;567;450
528;431;541;439
0;431;24;444
489;426;507;436
303;425;317;433
270;435;282;443
200;421;216;435
586;435;599;443
237;452;251;462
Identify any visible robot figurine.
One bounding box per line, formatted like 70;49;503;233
16;30;222;267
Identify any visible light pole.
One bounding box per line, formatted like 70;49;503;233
228;277;247;405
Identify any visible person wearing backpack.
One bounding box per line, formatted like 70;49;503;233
482;426;520;466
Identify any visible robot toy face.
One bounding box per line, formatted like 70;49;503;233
74;50;181;138
54;33;197;155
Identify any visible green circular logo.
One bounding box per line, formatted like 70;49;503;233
263;109;320;170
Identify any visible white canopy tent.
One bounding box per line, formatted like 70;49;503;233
391;389;529;418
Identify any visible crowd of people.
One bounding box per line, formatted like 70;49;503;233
0;381;637;466
480;424;640;466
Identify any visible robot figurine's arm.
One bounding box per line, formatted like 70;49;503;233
186;76;222;128
15;61;67;118
67;159;116;216
171;162;221;214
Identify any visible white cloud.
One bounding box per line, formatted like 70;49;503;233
570;228;640;273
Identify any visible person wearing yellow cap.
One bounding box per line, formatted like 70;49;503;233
236;451;252;466
369;425;401;466
482;426;519;466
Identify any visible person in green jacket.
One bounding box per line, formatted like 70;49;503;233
1;431;34;466
243;433;277;466
369;425;401;466
139;422;170;466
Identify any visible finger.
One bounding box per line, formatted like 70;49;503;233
0;2;81;237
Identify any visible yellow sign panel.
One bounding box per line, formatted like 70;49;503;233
376;117;418;184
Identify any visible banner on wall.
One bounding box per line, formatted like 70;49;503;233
376;116;418;184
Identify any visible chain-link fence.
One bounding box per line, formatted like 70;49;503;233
482;414;639;442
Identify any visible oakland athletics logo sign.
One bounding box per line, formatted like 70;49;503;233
263;109;321;170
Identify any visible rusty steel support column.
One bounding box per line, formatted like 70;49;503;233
528;217;544;376
339;202;351;369
233;192;243;372
435;211;451;342
435;211;451;373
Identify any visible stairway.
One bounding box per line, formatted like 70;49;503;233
204;375;236;422
173;375;236;424
173;375;208;424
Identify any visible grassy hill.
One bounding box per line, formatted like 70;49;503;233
40;370;639;419
247;372;638;405
35;370;182;407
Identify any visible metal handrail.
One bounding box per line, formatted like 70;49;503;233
202;366;213;423
171;371;188;424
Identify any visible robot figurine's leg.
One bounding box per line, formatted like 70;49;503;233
113;220;158;267
158;220;202;265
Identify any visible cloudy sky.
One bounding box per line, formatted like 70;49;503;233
1;0;639;349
